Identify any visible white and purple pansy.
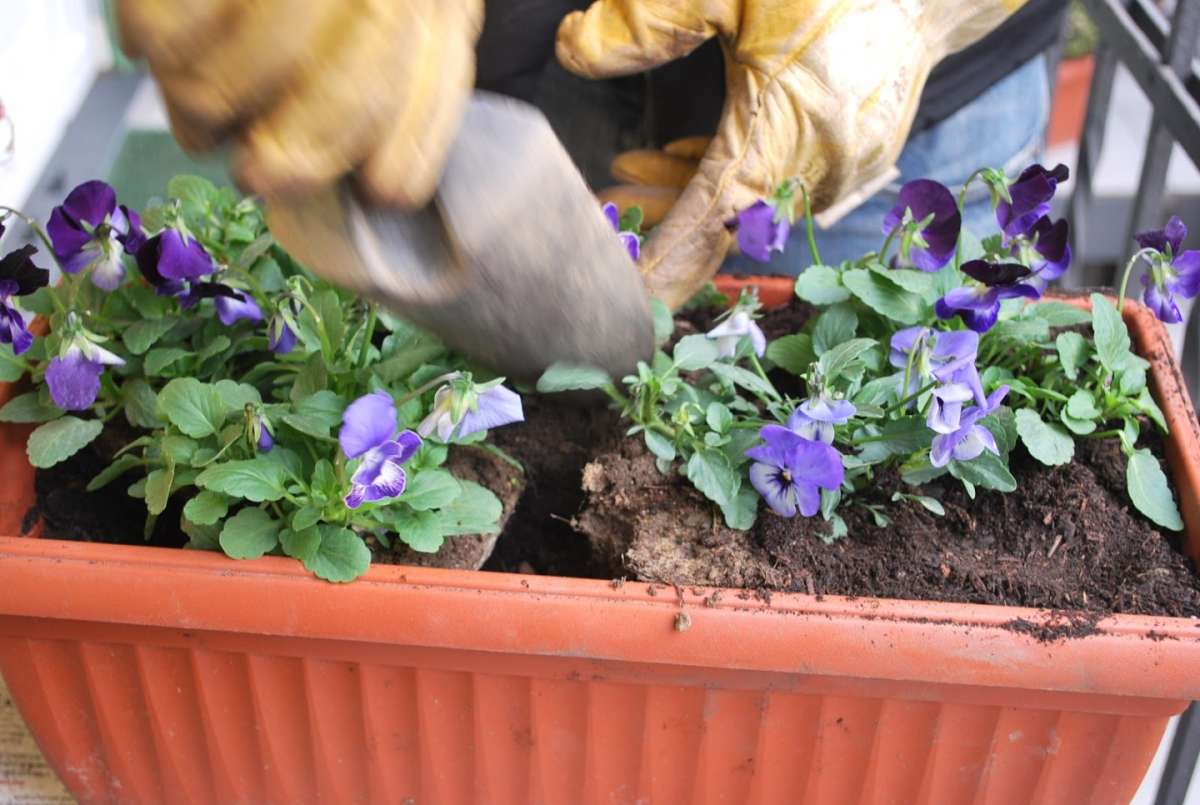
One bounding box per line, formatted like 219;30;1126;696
602;202;641;261
705;310;766;358
45;337;125;411
418;381;524;442
135;227;215;297
745;425;844;518
1134;216;1200;324
930;386;1009;468
46;180;142;291
786;394;856;444
935;259;1041;333
339;391;423;509
883;179;962;272
730;200;789;263
889;327;983;403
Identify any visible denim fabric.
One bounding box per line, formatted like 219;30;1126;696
723;54;1051;276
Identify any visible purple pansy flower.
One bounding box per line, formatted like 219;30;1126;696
927;382;975;434
257;423;274;453
745;425;844;517
136;228;215;296
0;235;50;355
996;163;1069;239
786;395;856;444
731;200;789;263
888;327;983;403
45;340;125;411
1020;215;1072;290
602;202;640;261
418;382;524;442
882;179;962;271
1134;216;1200;323
268;298;301;354
935;259;1040;333
930;386;1009;467
46;181;142;291
213;291;263;326
339;391;422;509
705;311;766;358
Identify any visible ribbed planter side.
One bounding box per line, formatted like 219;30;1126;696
0;284;1197;804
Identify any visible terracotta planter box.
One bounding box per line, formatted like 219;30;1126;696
1;279;1198;804
1047;55;1095;148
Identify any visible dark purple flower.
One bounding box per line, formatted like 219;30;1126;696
45;341;124;411
1135;216;1200;323
935;259;1040;333
257;424;274;452
930;386;1009;467
46;181;141;290
0;242;49;355
418;382;524;441
268;314;298;354
731;200;789;263
705;311;766;358
889;327;982;402
745;425;844;517
339;391;422;508
996;163;1069;239
1020;216;1072;289
786;395;856;444
882;180;961;271
602;202;640;261
214;291;263;326
136;229;214;296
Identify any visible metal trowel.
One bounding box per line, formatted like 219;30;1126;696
265;91;655;382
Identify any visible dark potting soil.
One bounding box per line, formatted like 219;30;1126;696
27;296;1200;622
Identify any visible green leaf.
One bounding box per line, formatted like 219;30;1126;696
650;298;674;346
0;392;59;423
870;264;937;301
793;264;850;304
183;490;230;525
436;481;503;535
1091;293;1131;373
394;509;446;552
981;406;1018;456
1060;410;1098;435
0;344;26;382
719;485;759;530
291;506;323;532
1015;408;1075;466
536;362;612;392
214;379;261;413
706;362;780;400
144;347;192;375
672;334;720;371
817;338;877;382
158;378;227;438
219;507;281;560
167;174;218;211
842;268;926;325
196;335;232;363
196;458;288;502
900;455;948;485
1135;387;1168;432
181;514;221;551
706;402;732;434
400;469;462;511
765;333;815;376
1126;448;1184;530
280;526;322;562
1029;301;1092;326
812;305;858;355
311;289;345;346
26;417;103;468
122;318;176;355
1118;363;1147;396
1055;331;1089;381
686;449;739;508
123;379;163;428
949;451;1017;492
644;429;676;461
1066;390;1101;420
87;454;142;491
619;205;644;232
989;317;1050;344
145;465;175;516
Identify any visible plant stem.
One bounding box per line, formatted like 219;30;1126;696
952;169;988;273
357;303;377;368
295;296;336;364
1116;247;1158;312
394;371;461;408
747;354;779;399
800;185;822;266
889;380;938;414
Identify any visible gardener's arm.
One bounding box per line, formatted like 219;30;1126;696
557;0;1030;309
115;0;482;208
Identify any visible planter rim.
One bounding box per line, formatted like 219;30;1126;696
1;282;1199;704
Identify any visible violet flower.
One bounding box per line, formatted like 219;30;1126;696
745;425;844;518
927;382;975;434
135;228;214;296
214;291;263;326
731;200;789;263
1134;216;1200;323
935;259;1040;333
602;202;640;261
417;381;524;442
787;394;856;444
996;163;1068;240
889;327;983;403
930;386;1009;467
339;391;422;509
0;234;50;355
268;298;301;354
45;339;125;411
882;179;961;271
46;181;142;291
1016;215;1072;291
705;310;766;358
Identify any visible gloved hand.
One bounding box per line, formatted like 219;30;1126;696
558;0;1028;309
116;0;483;207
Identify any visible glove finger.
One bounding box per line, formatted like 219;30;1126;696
663;136;712;160
233;5;410;198
555;0;720;79
358;1;481;207
596;184;679;228
611;149;697;190
115;0;238;67
154;0;344;135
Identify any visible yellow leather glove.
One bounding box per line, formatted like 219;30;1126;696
116;0;482;207
558;0;1027;309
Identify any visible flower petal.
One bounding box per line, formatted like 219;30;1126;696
789;438;845;490
215;292;264;325
46;347;103;411
1171;250;1200;298
0;244;49;295
157;229;215;281
601;202;620;232
794;481;822;517
455;385;524;439
339;391;396;458
748;461;798;517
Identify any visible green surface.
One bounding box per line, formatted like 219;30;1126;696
106;130;231;210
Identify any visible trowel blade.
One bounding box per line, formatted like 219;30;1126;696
266;92;654;383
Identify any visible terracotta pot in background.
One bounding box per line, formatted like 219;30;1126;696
0;278;1198;804
1047;55;1096;148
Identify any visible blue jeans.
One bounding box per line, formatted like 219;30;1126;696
722;55;1051;275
